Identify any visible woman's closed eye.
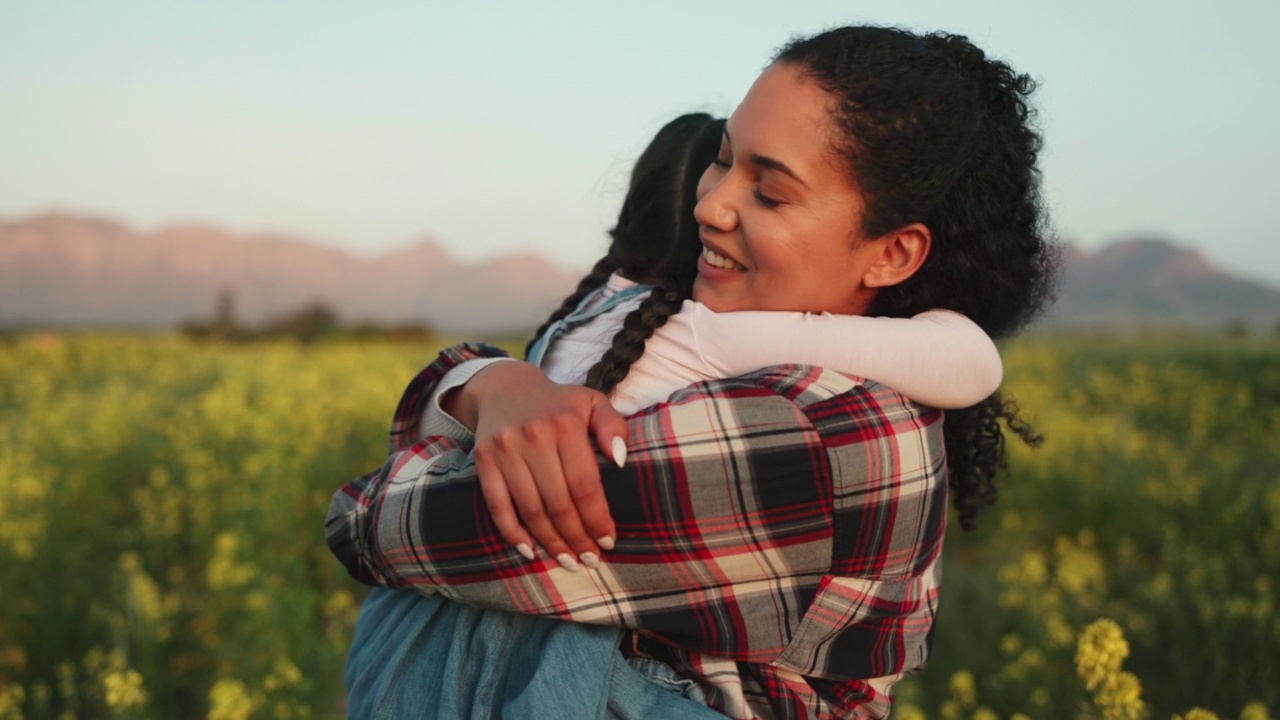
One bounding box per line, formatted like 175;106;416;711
712;154;784;208
753;188;782;208
716;144;783;207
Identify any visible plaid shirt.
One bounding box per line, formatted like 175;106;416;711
327;343;947;719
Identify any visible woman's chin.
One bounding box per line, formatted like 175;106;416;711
693;283;751;314
692;275;729;313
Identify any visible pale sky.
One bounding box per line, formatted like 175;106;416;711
3;1;1279;284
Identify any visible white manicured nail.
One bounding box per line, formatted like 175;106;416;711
611;437;627;468
596;536;615;551
580;552;600;569
556;553;580;572
516;543;535;561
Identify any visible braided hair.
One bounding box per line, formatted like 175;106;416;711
523;255;619;359
775;27;1060;530
528;113;725;396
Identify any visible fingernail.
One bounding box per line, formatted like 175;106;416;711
556;553;580;572
596;536;615;551
516;543;535;561
611;437;627;468
580;552;600;569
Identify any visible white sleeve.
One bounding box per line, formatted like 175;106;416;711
418;358;519;441
691;306;1002;409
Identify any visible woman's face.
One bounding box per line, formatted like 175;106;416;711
692;63;883;315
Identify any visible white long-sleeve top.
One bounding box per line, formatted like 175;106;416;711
541;273;1002;415
422;273;1003;438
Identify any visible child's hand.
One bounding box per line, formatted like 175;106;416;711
450;361;627;571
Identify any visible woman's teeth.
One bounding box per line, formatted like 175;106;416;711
701;246;743;270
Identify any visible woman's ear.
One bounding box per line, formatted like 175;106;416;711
863;223;932;288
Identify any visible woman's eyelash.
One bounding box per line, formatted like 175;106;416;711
754;190;782;208
710;155;781;207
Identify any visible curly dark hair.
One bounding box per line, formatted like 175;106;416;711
528;112;724;394
775;26;1059;530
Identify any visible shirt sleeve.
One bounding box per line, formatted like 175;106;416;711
380;343;514;454
326;344;948;665
418;357;519;442
690;305;1003;409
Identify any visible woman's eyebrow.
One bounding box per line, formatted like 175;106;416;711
723;129;809;189
750;154;809;189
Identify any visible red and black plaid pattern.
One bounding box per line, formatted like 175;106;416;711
327;343;948;719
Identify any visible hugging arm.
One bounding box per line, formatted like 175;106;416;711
327;343;947;662
691;306;1003;409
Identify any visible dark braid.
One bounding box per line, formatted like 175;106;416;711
583;284;688;396
524;255;619;359
526;113;722;380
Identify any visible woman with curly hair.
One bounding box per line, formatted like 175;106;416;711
329;25;1057;719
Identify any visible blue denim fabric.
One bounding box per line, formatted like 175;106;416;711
346;587;724;720
524;282;653;366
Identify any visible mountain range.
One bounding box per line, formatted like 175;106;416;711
1043;240;1279;331
2;213;1277;334
0;214;582;334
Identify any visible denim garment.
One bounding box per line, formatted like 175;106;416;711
524;282;653;367
346;587;724;720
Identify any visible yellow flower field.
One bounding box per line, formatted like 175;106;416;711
895;335;1280;718
0;332;1275;719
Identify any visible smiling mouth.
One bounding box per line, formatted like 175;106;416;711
701;244;746;271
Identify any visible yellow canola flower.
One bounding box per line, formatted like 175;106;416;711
1095;671;1144;720
119;552;171;628
263;659;303;692
972;707;998;720
999;634;1022;656
0;684;25;720
1074;619;1147;720
948;670;977;707
1075;618;1129;691
206;531;256;591
1054;533;1107;599
1045;611;1076;649
894;704;927;720
208;679;258;720
103;670;148;711
1240;701;1270;720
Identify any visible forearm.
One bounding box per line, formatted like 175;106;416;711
698;307;1002;409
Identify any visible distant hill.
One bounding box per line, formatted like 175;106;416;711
0;213;583;334
1;214;1277;334
1040;237;1280;331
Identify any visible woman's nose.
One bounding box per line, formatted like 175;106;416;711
693;176;737;232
